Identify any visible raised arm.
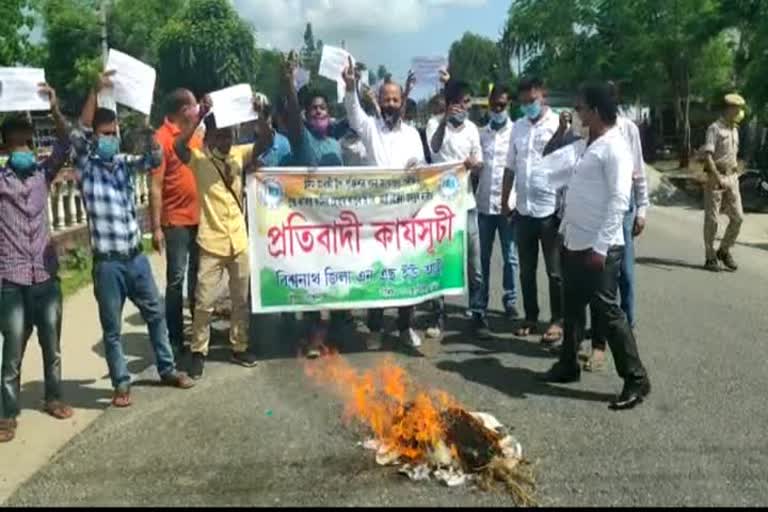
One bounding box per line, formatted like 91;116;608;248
429;114;449;156
80;70;116;129
174;96;209;165
37;84;70;181
342;57;374;140
280;51;303;152
400;70;416;117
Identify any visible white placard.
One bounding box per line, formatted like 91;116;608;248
209;84;258;129
294;67;311;91
411;56;448;91
319;45;355;103
104;49;157;115
0;68;50;112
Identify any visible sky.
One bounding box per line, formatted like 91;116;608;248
233;0;511;98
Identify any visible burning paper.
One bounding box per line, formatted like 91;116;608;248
304;350;536;504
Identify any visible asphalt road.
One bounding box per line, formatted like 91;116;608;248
7;205;768;507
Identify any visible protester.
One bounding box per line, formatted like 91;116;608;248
342;58;426;350
0;85;72;443
702;93;745;272
173;94;263;379
404;98;418;128
428;79;485;338
281;51;346;358
151;89;203;357
71;71;194;406
543;82;651;411
504;77;563;346
476;85;519;338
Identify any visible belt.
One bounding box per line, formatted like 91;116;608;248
93;245;142;263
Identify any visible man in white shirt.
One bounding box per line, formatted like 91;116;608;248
476;85;519;338
503;77;563;346
428;80;485;338
342;61;426;349
543;83;650;411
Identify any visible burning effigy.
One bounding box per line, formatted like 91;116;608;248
304;349;536;505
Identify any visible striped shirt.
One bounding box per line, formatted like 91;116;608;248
71;127;161;255
0;141;70;285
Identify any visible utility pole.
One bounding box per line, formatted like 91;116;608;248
99;0;109;62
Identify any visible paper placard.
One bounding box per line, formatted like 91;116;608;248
0;68;50;112
209;84;258;129
104;49;157;115
319;45;355;103
411;56;448;91
294;67;311;91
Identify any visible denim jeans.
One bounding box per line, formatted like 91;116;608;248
163;226;199;349
467;208;484;315
478;213;519;314
0;278;63;419
93;254;176;389
619;203;637;329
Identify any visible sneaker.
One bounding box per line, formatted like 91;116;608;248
471;314;492;340
425;317;445;340
231;351;259;368
188;353;205;380
716;249;738;272
366;332;384;351
400;328;422;348
704;258;721;272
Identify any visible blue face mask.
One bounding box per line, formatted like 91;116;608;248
522;100;542;120
96;135;120;161
489;110;508;127
448;111;468;127
9;151;37;175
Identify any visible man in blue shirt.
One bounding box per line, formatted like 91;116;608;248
71;71;195;407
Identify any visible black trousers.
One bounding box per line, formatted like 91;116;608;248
516;214;563;324
559;247;647;383
367;307;413;333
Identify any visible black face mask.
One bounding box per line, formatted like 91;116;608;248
382;107;401;128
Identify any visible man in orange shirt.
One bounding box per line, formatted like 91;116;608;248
151;89;203;356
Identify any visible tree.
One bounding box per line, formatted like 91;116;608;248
252;48;283;101
0;0;35;66
303;22;316;54
155;0;258;97
39;0;102;114
377;65;390;81
449;32;513;95
109;0;186;64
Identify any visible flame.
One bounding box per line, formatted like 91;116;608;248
304;347;461;462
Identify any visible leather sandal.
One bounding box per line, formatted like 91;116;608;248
112;388;132;408
0;419;17;443
44;401;74;420
540;323;564;346
514;321;536;337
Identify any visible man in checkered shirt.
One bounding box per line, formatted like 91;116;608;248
70;71;195;408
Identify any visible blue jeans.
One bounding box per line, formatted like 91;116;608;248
93;254;175;389
619;204;637;329
478;213;518;314
0;278;63;419
467;208;485;315
163;226;199;349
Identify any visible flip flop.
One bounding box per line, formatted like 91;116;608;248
540;324;563;346
44;401;74;420
111;389;132;408
514;321;536;337
0;419;17;443
584;349;606;372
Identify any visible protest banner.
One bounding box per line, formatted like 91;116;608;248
246;162;471;313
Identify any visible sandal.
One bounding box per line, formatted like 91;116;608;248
111;388;132;408
540;323;564;346
44;400;74;420
514;321;536;337
0;419;17;443
584;348;606;372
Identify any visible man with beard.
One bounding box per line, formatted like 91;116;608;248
342;58;426;350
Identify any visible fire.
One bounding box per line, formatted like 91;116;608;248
304;347;460;462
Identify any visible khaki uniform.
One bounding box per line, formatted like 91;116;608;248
703;119;743;261
188;145;253;356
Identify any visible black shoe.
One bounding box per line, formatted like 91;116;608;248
231;351;259;368
540;362;581;383
716;249;738;272
188;353;205;380
704;258;721;272
610;378;651;411
471;314;492;340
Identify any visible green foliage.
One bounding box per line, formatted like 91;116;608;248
0;0;36;66
109;0;186;64
155;0;258;97
252;49;283;102
449;32;513;96
59;247;93;298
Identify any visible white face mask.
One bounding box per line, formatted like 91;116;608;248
572;111;590;139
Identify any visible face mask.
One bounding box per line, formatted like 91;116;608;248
448;111;467;127
9;151;37;176
489;110;508;127
381;107;401;129
522;100;542;120
96;135;120;161
572;112;590;139
307;117;330;137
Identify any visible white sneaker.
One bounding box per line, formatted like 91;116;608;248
425;326;442;339
400;328;422;348
366;332;384;351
